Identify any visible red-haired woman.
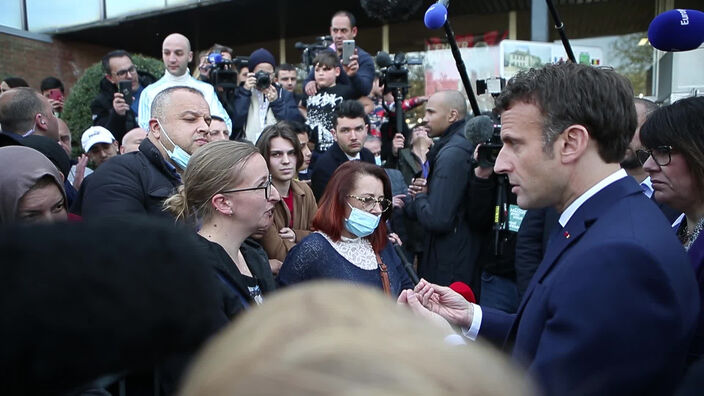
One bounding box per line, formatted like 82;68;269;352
277;161;413;296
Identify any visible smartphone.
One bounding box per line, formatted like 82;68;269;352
342;40;355;65
47;88;64;103
118;80;133;105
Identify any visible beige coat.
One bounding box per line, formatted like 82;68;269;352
259;179;318;261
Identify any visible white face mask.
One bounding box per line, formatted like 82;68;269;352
156;120;190;169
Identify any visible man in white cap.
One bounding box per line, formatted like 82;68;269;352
81;126;118;168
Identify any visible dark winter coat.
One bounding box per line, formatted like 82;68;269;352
72;139;180;218
90;71;156;143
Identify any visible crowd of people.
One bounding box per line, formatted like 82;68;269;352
1;7;703;396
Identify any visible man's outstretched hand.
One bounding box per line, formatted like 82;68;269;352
413;279;474;328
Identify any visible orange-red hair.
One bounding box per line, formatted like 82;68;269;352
312;161;392;253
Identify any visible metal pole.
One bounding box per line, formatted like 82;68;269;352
545;0;576;62
443;20;481;116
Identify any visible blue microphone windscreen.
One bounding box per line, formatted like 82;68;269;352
424;3;447;30
648;9;704;51
207;52;223;63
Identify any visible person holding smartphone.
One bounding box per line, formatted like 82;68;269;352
40;77;65;116
303;10;375;99
90;50;157;144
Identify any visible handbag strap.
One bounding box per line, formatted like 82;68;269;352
375;252;392;297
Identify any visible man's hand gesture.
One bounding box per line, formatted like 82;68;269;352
413;279;474;328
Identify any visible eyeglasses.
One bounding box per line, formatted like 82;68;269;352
347;194;392;213
636;146;673;167
220;174;273;200
113;65;137;79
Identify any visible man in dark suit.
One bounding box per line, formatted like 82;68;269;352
399;63;699;395
311;100;375;200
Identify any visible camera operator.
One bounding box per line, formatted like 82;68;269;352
230;48;304;144
90;50;156;144
463;113;524;313
303;11;375;99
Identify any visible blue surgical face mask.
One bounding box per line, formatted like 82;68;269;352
344;203;381;238
156;120;190;169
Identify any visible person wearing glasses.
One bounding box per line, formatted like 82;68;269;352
278;160;413;297
165;140;280;309
640;95;704;365
90;50;157;144
310;100;376;201
620;98;680;223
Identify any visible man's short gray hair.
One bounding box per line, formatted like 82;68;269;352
150;86;204;121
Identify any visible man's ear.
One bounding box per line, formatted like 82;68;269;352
112;141;119;152
448;109;459;124
35;113;47;131
559;125;590;164
334;67;341;77
330;128;338;142
149;119;161;139
188;51;193;63
105;73;116;85
351;26;358;38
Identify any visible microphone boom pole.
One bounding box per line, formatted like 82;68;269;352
442;20;481;116
545;0;576;62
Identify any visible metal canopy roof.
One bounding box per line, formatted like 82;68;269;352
51;0;622;53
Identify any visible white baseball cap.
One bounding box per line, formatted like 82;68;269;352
81;126;116;152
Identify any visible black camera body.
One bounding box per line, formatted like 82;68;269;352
477;125;503;168
207;53;249;90
254;70;271;90
377;52;422;90
295;36;333;71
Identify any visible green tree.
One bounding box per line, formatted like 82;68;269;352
609;32;653;96
62;55;164;146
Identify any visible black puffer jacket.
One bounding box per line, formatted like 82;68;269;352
90;71;156;143
72;139;180;218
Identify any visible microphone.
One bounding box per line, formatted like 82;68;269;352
424;1;449;30
207;52;223;64
464;115;495;146
449;281;476;303
375;51;392;68
648;9;704;51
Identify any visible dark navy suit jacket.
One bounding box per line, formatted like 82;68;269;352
480;176;700;395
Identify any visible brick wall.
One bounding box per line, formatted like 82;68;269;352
0;32;111;95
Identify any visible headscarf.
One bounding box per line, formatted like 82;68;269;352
0;146;66;223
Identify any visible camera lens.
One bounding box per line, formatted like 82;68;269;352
255;70;271;90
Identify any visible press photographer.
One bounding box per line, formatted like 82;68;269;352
464;112;523;313
199;51;248;138
230;48;304;144
374;51;423;164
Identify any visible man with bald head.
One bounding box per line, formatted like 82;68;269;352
120;128;147;154
403;90;482;290
0;87;59;142
75;86;211;218
138;33;230;131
